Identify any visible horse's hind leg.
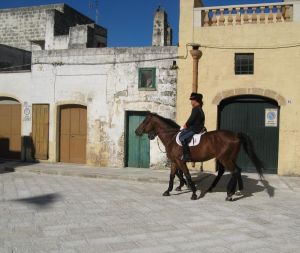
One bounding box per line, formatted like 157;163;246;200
226;164;242;200
226;172;238;201
175;168;187;191
235;165;244;195
163;163;177;197
208;163;225;192
237;172;243;191
220;158;239;201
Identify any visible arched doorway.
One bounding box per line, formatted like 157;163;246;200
59;105;87;164
218;95;279;173
0;97;21;160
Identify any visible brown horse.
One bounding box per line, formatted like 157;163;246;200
135;113;264;201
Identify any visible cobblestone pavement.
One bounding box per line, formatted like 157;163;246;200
0;171;300;253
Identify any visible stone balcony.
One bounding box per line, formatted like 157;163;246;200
194;1;300;27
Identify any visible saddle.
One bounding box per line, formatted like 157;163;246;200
176;130;206;147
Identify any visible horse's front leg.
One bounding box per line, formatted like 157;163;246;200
176;160;197;200
175;168;187;191
163;163;177;197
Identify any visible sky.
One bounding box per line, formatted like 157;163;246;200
0;0;283;47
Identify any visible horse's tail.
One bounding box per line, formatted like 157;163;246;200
238;133;264;179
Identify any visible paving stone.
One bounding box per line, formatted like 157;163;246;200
43;225;70;237
206;246;233;253
0;170;299;253
114;245;176;253
108;241;140;251
50;249;77;253
59;239;89;250
87;235;127;246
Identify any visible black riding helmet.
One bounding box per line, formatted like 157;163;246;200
189;92;203;103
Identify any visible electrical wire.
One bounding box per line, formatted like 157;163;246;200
0;57;178;70
32;55;179;66
1;41;300;70
200;43;300;50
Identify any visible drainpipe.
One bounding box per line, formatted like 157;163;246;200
189;44;202;93
189;44;203;170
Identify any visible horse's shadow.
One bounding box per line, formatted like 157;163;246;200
173;172;274;201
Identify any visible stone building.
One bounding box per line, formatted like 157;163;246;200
0;4;107;51
177;0;300;175
152;6;173;46
0;4;177;169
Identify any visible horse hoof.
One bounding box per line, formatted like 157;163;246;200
163;191;170;197
191;194;197;200
235;190;243;196
207;188;213;193
175;187;182;192
226;196;233;201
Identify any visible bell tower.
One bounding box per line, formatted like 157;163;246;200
152;6;173;46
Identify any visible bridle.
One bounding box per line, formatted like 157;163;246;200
139;114;179;153
148;131;157;140
149;128;180;154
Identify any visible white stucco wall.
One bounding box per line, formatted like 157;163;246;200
0;46;178;168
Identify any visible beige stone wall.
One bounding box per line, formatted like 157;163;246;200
177;0;300;175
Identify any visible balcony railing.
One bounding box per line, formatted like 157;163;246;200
196;2;293;27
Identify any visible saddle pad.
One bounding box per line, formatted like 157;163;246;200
176;132;205;147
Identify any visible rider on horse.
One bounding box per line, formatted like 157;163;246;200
179;92;206;162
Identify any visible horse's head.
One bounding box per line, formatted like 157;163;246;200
135;113;157;140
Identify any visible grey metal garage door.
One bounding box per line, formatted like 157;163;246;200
218;96;279;173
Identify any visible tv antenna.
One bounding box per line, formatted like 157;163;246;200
89;0;99;24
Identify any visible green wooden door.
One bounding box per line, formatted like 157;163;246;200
127;113;150;168
219;96;279;173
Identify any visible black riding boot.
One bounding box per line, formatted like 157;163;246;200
182;144;192;162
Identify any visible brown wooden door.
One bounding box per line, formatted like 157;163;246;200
32;104;49;160
60;105;87;164
0;104;21;159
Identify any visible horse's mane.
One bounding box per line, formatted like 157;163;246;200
150;113;180;129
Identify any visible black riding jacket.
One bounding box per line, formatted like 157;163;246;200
185;106;205;134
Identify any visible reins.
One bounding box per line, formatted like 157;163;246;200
155;129;181;154
157;138;167;153
146;114;181;154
